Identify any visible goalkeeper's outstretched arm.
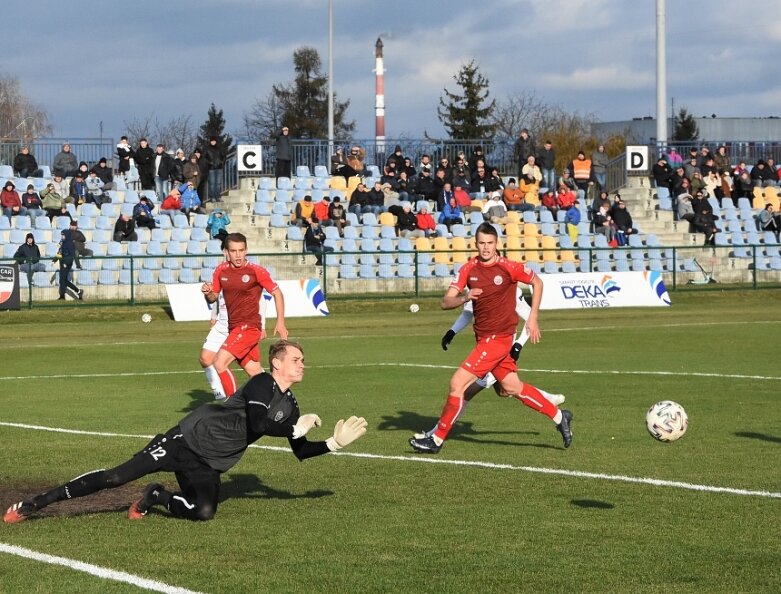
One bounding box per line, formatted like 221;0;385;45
288;416;368;460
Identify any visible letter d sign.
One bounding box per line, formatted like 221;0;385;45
626;146;648;171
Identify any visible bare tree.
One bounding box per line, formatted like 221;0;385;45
241;92;285;142
122;114;198;154
0;73;52;141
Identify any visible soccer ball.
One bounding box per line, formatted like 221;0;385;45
141;313;152;323
645;400;688;442
409;303;420;313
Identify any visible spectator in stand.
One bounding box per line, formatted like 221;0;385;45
160;186;182;221
419;154;433;174
153;144;175;201
330;146;347;177
347;182;371;216
713;145;730;173
610;198;638;244
21;184;43;218
469;164;490;199
207;209;231;244
386;145;405;172
194;147;209;203
683;156;700;180
292;195;316;227
666;147;684;171
766;157;778;178
669;166;687;197
757;203;781;242
205;136;225;202
438;196;463;231
179;181;205;222
452;166;471;193
564;199;581;242
68;220;93;270
344;145;366;180
521;156;542;185
52;143;78;178
396;170;411;202
274;126;292;181
519;173;541;208
85;171;107;207
1;181;27;219
558;169;578;193
76;161;90;180
381;182;401;212
312;196;331;226
437;181;456;213
113;213;138;242
134;138;155;190
401;157;416;179
537;140;556;191
593;201;616;244
652;156;674;190
52;172;71;204
381;167;401;193
569;151;594;199
14;233;46;274
751;159;776;188
416;205;437;238
720;171;734;206
438;157;454;183
54;229;83;300
328;196;349;237
692;204;719;245
171;149;187;184
468;147;487;173
703;170;722;200
116;136;134;177
677;193;696;228
68;172;90;206
487;166;504;193
394;201;421;238
41;182;70;221
183;153;202;188
541;191;559;219
303;219;333;265
700;156;717;178
13;146;43;178
592;144;609;191
590;190;609;221
367;181;386;214
557;184;577;212
432;167;447;200
503;178;534;212
91;158;115;191
690;189;708;216
482;191;510;225
697;146;713;168
689;170;706;197
133;196;156;231
513;129;535;180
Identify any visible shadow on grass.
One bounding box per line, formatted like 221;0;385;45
179;388;215;413
220;473;332;502
571;499;615;510
379;410;563;450
734;431;781;444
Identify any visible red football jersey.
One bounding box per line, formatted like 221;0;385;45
450;256;535;337
211;262;278;330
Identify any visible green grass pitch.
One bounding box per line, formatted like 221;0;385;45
0;290;779;593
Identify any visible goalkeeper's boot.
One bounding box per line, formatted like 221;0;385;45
409;435;442;454
128;483;164;520
556;410;573;448
3;500;35;524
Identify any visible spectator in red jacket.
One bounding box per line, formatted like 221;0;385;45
415;205;438;237
1;181;27;219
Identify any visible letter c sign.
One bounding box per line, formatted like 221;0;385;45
237;145;263;172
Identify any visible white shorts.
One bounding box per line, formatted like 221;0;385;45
202;325;229;353
475;372;496;390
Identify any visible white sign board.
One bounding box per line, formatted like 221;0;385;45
626;145;649;171
237;144;263;173
538;271;671;309
165;279;329;321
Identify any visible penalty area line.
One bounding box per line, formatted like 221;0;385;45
0;543;205;594
1;421;779;501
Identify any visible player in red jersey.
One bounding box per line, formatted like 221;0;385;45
201;233;287;397
409;222;572;453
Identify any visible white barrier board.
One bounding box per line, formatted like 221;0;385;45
539;271;671;309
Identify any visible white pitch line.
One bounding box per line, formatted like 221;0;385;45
0;543;205;594
2;363;779;382
0;421;779;501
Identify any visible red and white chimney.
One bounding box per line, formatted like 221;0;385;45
374;37;386;154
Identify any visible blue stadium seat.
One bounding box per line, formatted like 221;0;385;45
254;202;272;216
76;270;95;286
173;214;190;228
179;269;200;283
314;166;329;178
158;269;178;284
339;265;357;279
259;177;274;190
190;227;209;242
193;214;209;228
397;264;414;278
269;214;288;228
277;177;293;190
287;226;304;241
343;225;359;239
359;264;376;278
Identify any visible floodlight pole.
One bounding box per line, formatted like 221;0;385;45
656;0;667;154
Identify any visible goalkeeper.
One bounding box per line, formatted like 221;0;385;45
4;340;367;524
414;287;563;440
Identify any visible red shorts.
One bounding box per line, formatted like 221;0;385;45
221;324;261;367
460;334;516;382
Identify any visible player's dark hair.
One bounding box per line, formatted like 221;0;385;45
475;222;498;239
268;340;304;370
223;232;247;248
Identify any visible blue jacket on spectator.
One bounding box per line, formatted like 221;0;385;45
179;182;201;210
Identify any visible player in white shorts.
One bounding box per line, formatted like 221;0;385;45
414;286;564;439
199;293;265;399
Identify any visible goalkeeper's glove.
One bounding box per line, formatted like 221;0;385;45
291;413;321;439
326;416;368;451
509;342;523;361
441;329;456;351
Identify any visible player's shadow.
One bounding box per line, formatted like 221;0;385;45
220;473;332;502
180;389;215;413
378;410;559;450
571;499;615;510
734;431;781;444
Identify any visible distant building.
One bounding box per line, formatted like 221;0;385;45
592;117;781;145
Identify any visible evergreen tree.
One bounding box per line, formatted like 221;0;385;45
272;46;354;139
437;60;496;140
672;107;699;142
197;103;233;153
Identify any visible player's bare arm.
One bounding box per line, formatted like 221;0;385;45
201;282;217;303
271;287;288;339
442;287;482;310
524;276;543;344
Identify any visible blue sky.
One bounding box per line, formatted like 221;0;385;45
5;0;780;142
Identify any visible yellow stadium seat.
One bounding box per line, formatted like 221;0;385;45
753;186;765;202
541;236;559;262
506;211;522;224
451;237;469;263
347;176;362;193
559;249;577;264
433;237;452;264
470;199;484;211
415;237;432;252
505;235;523;261
379;212;396;227
523;223;540;237
505;223;521;237
330;176;347;190
753;195;766;209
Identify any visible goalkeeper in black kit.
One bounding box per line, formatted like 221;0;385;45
4;340;367;523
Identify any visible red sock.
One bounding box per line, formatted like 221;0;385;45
432;395;464;441
218;369;237;398
513;383;557;419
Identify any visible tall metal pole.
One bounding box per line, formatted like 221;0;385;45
327;0;334;159
656;0;667;152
